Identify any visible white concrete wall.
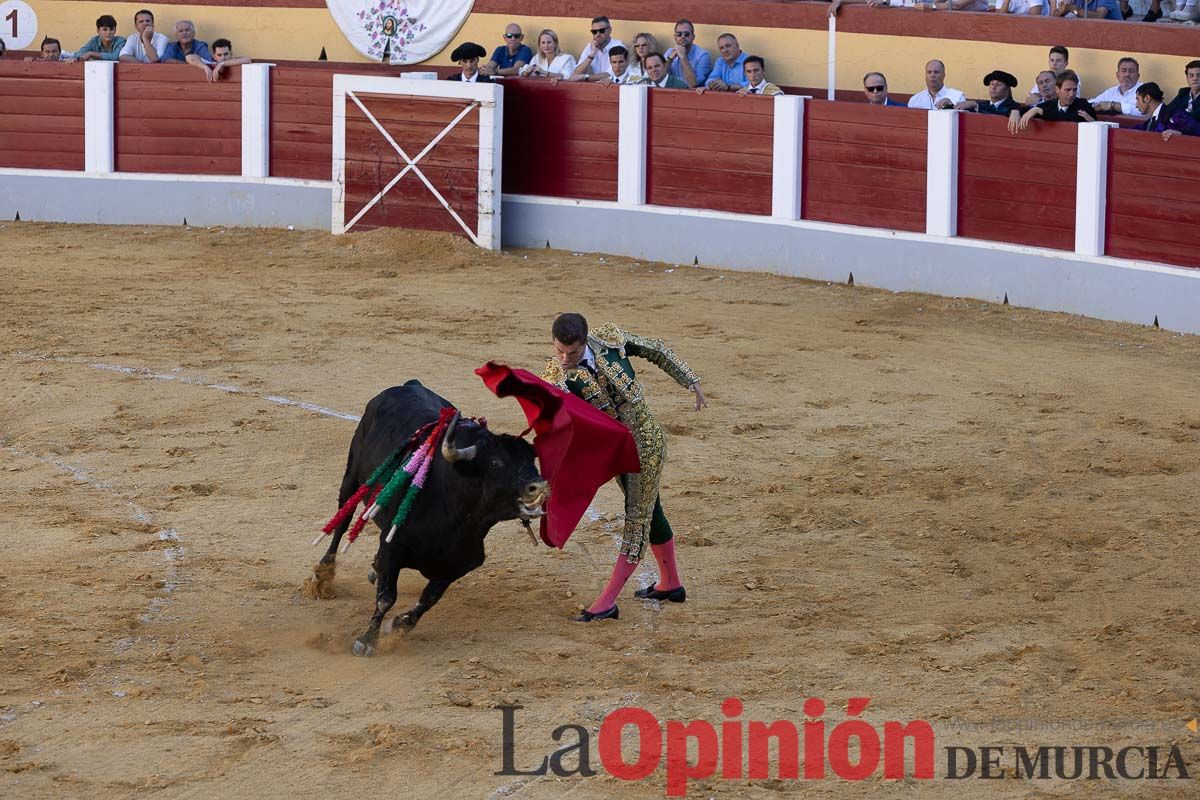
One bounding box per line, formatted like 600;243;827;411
0;170;332;229
501;195;1200;336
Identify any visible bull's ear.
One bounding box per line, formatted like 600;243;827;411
441;412;479;462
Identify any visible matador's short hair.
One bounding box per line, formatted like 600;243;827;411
552;313;589;345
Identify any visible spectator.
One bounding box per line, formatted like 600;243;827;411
1165;60;1200;124
76;15;126;62
571;16;623;81
1091;58;1143;116
958;70;1023;115
995;0;1046;13
446;42;492;82
119;9;169;64
862;71;905;106
643;52;687;89
737;56;782;96
929;0;990;9
1136;83;1200;140
597;46;644;86
664;19;711;88
1051;0;1121;17
1167;0;1198;19
1014;70;1096;132
907;60;964;110
828;0;892;15
627;32;659;81
1027;46;1081;102
1128;0;1164;21
27;37;69;62
482;23;531;77
190;37;250;82
519;29;576;79
160;20;212;65
1025;70;1058;107
703;33;748;92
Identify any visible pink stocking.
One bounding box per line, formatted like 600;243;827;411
588;556;639;613
650;539;682;591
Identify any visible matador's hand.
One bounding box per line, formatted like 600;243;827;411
691;383;707;412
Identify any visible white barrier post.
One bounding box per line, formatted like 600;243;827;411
772;95;807;221
241;63;272;179
827;15;836;101
618;83;649;206
925;109;959;237
1075;121;1116;258
84;60;115;174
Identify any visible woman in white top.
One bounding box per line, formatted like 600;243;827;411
627;32;659;81
519;29;577;79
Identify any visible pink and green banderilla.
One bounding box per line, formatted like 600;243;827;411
315;407;455;552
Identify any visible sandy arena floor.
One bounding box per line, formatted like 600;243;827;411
1;222;1197;799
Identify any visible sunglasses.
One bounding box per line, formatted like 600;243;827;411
865;85;886;92
590;27;609;35
504;33;523;39
674;31;693;37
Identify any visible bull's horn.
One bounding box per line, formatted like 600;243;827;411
441;412;478;463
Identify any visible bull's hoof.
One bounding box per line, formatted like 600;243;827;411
367;569;377;584
352;638;376;657
389;613;417;633
301;562;337;600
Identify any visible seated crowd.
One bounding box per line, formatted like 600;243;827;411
830;0;1198;23
446;19;1200;138
10;10;250;81
5;8;1199;139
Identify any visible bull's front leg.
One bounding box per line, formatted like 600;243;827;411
390;577;454;632
353;554;401;657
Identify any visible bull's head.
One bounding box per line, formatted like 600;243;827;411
441;413;549;532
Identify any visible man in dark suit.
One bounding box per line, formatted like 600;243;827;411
1137;82;1200;141
445;42;492;82
1164;60;1200;125
960;70;1023;116
1014;70;1096;133
863;72;905;107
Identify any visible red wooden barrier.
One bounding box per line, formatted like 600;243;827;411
1105;128;1200;270
343;93;480;235
0;61;84;171
271;62;456;181
647;89;773;215
115;64;240;175
802;100;927;231
957;113;1077;251
501;79;618;202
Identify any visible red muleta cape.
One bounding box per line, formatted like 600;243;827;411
475;361;640;548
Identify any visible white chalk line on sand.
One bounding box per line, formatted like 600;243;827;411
0;440;183;637
14;352;362;422
11;351;614;559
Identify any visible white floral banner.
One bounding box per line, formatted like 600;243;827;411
326;0;474;64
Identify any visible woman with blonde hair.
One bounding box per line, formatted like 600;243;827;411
627;32;658;80
519;29;577;78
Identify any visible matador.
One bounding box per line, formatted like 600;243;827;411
541;313;706;622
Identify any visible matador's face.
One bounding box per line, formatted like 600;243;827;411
553;339;586;369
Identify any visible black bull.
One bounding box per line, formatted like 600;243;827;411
310;380;548;656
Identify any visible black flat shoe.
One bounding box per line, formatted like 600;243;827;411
633;585;687;603
1143;8;1162;20
573;604;619;622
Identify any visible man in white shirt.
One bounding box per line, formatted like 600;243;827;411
907;60;965;110
118;9;169;64
596;47;644;86
996;0;1046;13
1091;57;1144;117
571;15;624;81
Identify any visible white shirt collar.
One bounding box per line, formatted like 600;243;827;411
580;344;596;369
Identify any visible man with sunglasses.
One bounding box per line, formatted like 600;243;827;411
862;72;904;107
664;18;711;89
571;16;624;81
482;23;531;77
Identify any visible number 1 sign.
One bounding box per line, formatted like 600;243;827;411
0;0;37;51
